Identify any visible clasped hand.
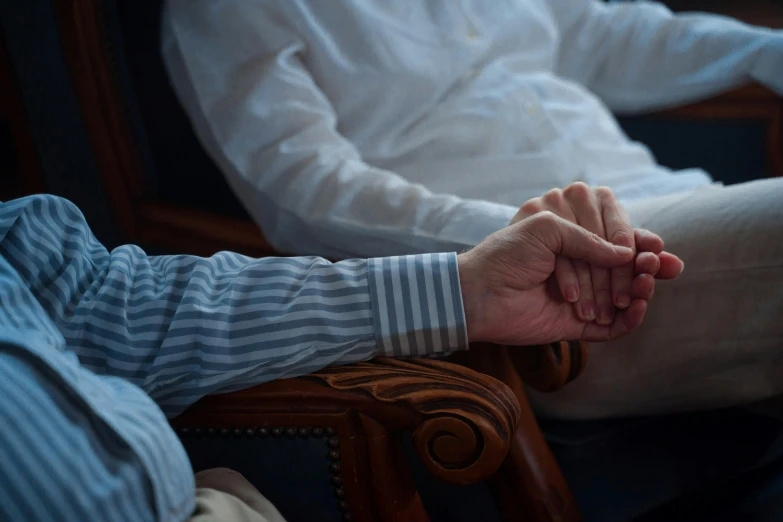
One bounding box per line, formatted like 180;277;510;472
458;183;683;346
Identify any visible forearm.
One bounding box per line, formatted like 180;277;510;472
109;251;467;415
0;195;467;417
225;156;517;259
555;0;781;113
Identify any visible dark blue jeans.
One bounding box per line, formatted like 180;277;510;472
542;407;783;521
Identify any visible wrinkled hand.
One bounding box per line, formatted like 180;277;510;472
459;212;676;346
510;183;682;325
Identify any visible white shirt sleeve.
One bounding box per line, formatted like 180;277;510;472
162;0;517;259
551;0;783;114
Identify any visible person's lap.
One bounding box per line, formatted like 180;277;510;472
529;177;783;419
518;177;783;520
190;468;287;522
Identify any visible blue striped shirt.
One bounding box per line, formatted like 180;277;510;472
0;194;467;521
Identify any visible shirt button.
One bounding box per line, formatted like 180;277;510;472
466;27;478;39
524;101;539;115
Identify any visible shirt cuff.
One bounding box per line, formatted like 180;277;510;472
367;253;468;358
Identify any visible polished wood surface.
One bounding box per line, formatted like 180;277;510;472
310;357;522;485
512;341;588;393
646;84;783;177
465;345;582;522
667;0;783;28
657;84;780;119
650;85;783;178
173;357;521;522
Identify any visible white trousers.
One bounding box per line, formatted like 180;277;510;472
530;178;783;419
190;468;287;522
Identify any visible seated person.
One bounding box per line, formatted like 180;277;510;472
162;0;783;419
0;192;669;520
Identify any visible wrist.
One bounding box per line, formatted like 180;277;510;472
457;252;486;343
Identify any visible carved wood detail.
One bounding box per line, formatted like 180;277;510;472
510;341;588;393
174;357;520;488
307;357;520;485
465;344;582;522
172;357;524;521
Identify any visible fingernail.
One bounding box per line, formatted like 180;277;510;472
613;245;633;256
616;294;630;309
581;302;595;322
565;285;579;303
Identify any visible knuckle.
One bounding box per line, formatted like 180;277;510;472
585;229;603;246
595;185;615;200
610;228;634;247
564;181;590;199
531;210;559;228
542;188;563;204
519;199;543;214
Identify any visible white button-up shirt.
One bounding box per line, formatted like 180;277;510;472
163;0;782;258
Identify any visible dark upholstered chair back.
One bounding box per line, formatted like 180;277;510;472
110;0;248;218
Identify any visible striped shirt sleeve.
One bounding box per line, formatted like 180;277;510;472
0;195;468;417
368;254;467;358
0;254;193;522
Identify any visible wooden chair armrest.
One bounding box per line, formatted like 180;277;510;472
650;84;782;120
172;357;520;486
462;344;583;522
642;84;783;178
511;341;588;393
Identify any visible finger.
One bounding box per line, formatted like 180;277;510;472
635;229;664;254
599;190;635;310
635;252;660;276
631;273;655;300
568;186;616;321
511;198;544;225
656;252;685;280
524;212;633;267
591;264;614;325
581;298;648;342
574;260;595;321
555;256;580;303
543;199;583;306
